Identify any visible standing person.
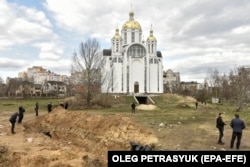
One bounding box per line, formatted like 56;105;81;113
216;113;226;144
230;114;246;149
64;102;69;110
47;102;52;113
35;102;39;116
17;106;25;123
195;101;198;109
9;112;19;134
131;102;136;113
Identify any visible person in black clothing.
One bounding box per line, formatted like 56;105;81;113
47;102;52;113
64;102;69;110
17;106;25;123
35;102;39;116
195;101;198;109
230;114;246;149
131;102;136;113
59;102;64;108
9;112;19;134
216;113;226;145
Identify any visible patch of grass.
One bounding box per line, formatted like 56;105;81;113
0;98;64;113
2;94;249;150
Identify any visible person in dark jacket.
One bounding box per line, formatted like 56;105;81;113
195;101;198;109
64;102;69;110
35;102;39;116
230;114;246;149
216;113;226;144
47;102;52;113
9;112;19;134
131;102;136;113
17;106;25;123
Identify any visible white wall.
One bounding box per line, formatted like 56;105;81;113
131;58;145;93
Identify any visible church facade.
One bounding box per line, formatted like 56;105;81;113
101;10;163;94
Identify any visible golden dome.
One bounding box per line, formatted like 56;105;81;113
122;21;141;30
122;10;141;30
147;28;157;41
113;34;122;40
147;36;156;41
112;28;122;40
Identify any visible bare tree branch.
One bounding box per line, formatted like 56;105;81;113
70;38;105;106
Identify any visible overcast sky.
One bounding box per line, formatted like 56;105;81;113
1;0;250;83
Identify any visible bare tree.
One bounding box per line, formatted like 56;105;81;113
0;77;5;96
6;78;20;96
229;66;250;111
220;73;231;100
102;68;113;94
206;68;221;99
101;60;120;95
71;38;105;106
195;79;209;103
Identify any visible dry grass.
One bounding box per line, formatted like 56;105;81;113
88;94;250;150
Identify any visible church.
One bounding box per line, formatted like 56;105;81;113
101;9;163;94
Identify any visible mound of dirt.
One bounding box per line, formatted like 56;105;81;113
137;104;156;110
0;107;158;167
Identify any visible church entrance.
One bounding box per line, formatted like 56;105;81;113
134;82;139;93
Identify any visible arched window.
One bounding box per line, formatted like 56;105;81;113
127;44;146;57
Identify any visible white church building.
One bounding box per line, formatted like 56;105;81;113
101;10;163;94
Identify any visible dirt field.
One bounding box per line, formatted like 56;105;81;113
0;107;158;167
0;105;250;167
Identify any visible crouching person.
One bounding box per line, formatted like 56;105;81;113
9;112;19;134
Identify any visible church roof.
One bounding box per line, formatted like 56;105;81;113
157;51;162;58
122;10;141;31
103;49;111;56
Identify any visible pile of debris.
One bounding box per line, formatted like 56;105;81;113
130;141;153;151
